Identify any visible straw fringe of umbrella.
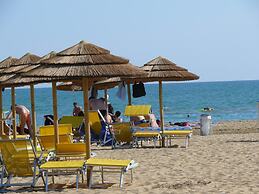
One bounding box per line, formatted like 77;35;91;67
24;41;145;79
1;52;56;87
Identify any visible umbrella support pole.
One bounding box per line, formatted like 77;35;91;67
52;82;59;149
127;82;131;105
159;81;165;147
30;84;37;148
0;87;3;135
82;78;91;187
11;87;17;139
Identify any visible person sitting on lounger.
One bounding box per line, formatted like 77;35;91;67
113;111;123;123
73;102;83;116
145;113;159;127
89;96;107;117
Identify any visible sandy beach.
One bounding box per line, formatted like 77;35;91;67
2;120;259;194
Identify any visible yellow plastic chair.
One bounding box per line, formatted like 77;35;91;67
38;124;73;151
56;143;87;158
124;105;151;116
86;158;138;188
89;111;102;136
37;134;72;151
59;116;84;129
0;138;86;191
39;124;73;136
89;110;114;146
112;122;132;144
0;138;44;188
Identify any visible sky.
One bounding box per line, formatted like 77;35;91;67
0;0;259;84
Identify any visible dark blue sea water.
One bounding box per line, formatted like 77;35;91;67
2;80;259;126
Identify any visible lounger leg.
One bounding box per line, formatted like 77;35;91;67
45;171;48;192
119;169;124;188
41;171;46;186
185;136;189;148
76;170;79;191
154;138;156;148
130;169;133;183
0;165;5;186
6;174;13;185
81;171;84;183
88;166;93;189
101;167;104;184
52;170;55;184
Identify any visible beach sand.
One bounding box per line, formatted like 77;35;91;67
2;120;259;193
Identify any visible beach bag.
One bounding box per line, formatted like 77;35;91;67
132;82;146;98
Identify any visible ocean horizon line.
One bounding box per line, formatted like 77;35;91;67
3;79;259;90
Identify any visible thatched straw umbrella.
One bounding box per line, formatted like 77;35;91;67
0;53;41;140
23;41;146;165
141;56;199;146
0;52;56;147
0;56;18;135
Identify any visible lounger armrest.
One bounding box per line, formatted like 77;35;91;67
126;160;138;171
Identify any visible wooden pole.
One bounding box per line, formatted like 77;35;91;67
127;82;132;105
30;84;37;148
52;81;59;149
82;78;90;159
159;81;165;147
0;87;3;135
82;78;91;187
11;87;17;139
104;88;108;114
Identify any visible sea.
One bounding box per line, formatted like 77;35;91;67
2;80;259;126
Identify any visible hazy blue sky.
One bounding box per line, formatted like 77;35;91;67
1;0;259;83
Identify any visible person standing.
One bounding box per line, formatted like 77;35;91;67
6;104;32;135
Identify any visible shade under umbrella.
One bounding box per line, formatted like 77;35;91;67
57;77;122;91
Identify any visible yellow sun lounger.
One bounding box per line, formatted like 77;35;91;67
55;143;91;158
0;138;44;189
59;116;84;129
161;130;192;148
112;122;132;145
40;160;85;191
0;138;87;191
89;110;114;146
86;158;138;188
38;124;73;151
124;105;151;116
39;124;73;136
132;130;161;148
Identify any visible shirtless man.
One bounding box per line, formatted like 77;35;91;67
6;104;32;135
